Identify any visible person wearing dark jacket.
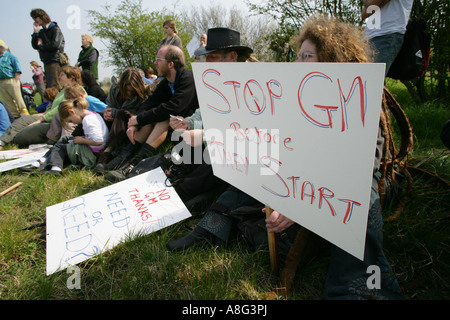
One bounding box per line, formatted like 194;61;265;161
81;70;106;102
76;34;99;80
104;45;198;181
30;8;65;90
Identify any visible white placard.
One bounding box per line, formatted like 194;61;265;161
46;167;191;275
0;145;50;172
0;144;50;160
186;36;199;57
192;62;385;260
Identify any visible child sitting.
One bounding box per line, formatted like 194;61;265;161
34;98;109;175
35;87;59;113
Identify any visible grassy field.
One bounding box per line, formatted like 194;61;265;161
0;79;449;301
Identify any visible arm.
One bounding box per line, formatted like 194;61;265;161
31;23;42;50
74;115;107;147
78;49;98;67
39;25;64;53
73;136;103;147
37;25;64;54
188;108;203;129
10;55;22;81
28;115;46;127
136;71;197;125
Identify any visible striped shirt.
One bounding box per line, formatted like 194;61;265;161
0;51;22;79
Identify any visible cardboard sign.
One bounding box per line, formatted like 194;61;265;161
192;62;385;260
0;144;50;160
0;145;50;172
46;167;191;275
186;36;199;57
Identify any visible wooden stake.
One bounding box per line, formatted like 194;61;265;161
265;206;279;274
279;228;311;297
0;182;23;198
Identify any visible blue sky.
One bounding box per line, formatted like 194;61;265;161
1;0;251;83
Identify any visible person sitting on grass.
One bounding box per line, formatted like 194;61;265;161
95;67;148;167
33;98;109;175
11;66;84;147
0;72;85;150
103;45;198;182
35;87;59;113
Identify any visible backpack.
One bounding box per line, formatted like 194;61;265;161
387;0;431;80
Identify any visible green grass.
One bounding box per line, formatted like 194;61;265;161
0;80;449;301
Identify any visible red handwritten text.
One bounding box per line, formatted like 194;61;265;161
260;156;361;224
129;188;171;224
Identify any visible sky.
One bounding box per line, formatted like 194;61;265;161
1;0;253;83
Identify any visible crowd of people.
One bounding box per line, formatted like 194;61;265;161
0;2;432;299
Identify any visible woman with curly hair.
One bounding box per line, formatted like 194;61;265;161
294;15;372;63
264;15;403;300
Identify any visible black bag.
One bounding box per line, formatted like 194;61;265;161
387;0;431;80
130;147;227;212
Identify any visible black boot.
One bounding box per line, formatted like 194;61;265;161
105;142;142;171
104;143;155;182
128;143;156;167
166;226;220;251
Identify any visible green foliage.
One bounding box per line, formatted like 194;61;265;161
416;0;450;101
248;0;450;102
247;0;363;28
387;78;450;149
87;0;193;75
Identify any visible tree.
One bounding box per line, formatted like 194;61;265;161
415;0;449;102
246;0;363;28
87;0;192;75
247;0;449;103
179;3;278;62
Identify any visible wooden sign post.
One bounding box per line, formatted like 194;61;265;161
265;206;279;274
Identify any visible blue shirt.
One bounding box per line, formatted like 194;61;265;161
168;82;175;94
0;102;11;136
86;95;107;113
0;51;22;79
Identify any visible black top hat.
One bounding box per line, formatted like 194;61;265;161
196;28;253;56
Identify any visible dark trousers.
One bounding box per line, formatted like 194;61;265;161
44;62;62;90
43;137;71;169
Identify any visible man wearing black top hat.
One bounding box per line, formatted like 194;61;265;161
166;28;268;252
195;27;254;63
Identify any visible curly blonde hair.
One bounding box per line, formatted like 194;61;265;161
294;15;373;63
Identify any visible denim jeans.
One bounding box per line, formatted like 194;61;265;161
369;32;405;76
324;172;403;299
